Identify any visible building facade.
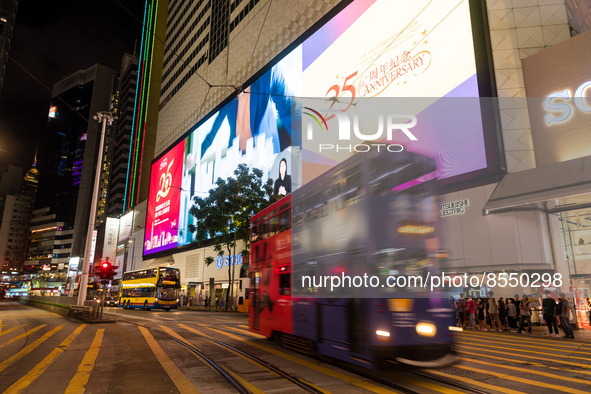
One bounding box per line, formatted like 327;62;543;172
0;0;18;97
24;207;74;293
36;64;117;262
137;0;591;325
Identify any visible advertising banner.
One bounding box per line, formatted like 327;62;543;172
144;141;185;255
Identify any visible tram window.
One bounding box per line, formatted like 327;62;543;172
251;225;260;242
278;210;290;232
269;215;278;236
279;273;291;295
260;221;269;239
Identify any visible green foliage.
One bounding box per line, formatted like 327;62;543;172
189;164;279;310
189;164;279;263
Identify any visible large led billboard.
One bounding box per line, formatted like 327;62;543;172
144;0;499;257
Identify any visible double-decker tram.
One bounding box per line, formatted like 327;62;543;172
249;150;456;368
119;267;181;311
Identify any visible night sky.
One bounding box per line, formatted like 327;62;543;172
0;0;146;169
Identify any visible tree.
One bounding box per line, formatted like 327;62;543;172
188;164;279;310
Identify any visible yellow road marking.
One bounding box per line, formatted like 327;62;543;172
0;324;47;349
0;326;63;373
459;331;588;348
223;325;267;338
50;313;61;318
456;340;591;361
300;379;333;394
225;367;266;394
65;328;104;393
426;369;526;394
459;348;591;377
238;324;250;329
455;363;589;394
457;343;591;371
176;326;283;379
157;325;219;375
458;333;591;355
395;375;464;394
3;325;86;393
138;326;199;394
461;356;591;386
0;325;27;337
179;324;398;394
159;325;203;352
0;319;3;331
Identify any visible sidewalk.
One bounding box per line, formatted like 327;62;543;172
461;324;591;342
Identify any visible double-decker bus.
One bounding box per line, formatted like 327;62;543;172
119;267;181;311
249;149;456;369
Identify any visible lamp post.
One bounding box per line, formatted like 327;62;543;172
77;111;115;305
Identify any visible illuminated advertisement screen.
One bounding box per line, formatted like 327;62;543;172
144;0;496;257
145;141;185;254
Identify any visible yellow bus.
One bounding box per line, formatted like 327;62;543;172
119;267;180;311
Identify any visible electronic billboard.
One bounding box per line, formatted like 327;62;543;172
144;0;499;257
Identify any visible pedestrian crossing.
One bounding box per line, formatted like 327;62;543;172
0;312;590;393
423;331;591;393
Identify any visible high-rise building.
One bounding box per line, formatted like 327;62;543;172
36;64;117;260
0;156;38;273
122;0;168;211
145;0;591;325
108;54;138;217
0;0;18;97
24;207;73;290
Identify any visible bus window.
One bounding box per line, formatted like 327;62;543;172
279;272;291;295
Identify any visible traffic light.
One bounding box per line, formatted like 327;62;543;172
98;261;117;280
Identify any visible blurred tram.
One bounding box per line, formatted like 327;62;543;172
249;149;457;368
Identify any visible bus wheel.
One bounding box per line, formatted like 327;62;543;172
127;301;131;309
143;301;149;311
122;301;127;310
165;308;170;312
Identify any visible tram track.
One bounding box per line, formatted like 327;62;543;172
117;315;325;393
210;328;490;394
177;325;325;393
112;312;491;393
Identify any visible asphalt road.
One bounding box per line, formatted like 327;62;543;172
1;300;591;393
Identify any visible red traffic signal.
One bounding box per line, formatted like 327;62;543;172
98;261;117;280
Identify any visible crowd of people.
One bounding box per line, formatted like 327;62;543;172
451;291;576;339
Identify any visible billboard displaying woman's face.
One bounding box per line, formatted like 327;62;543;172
145;0;491;257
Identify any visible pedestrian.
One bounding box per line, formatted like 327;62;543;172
466;296;476;329
457;294;467;328
487;292;502;332
558;293;575;339
513;294;522;324
477;300;487;331
215;297;220;310
498;297;507;329
507;298;518;332
542;290;559;337
518;295;532;335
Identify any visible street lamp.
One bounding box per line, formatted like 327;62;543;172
77;111;116;305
